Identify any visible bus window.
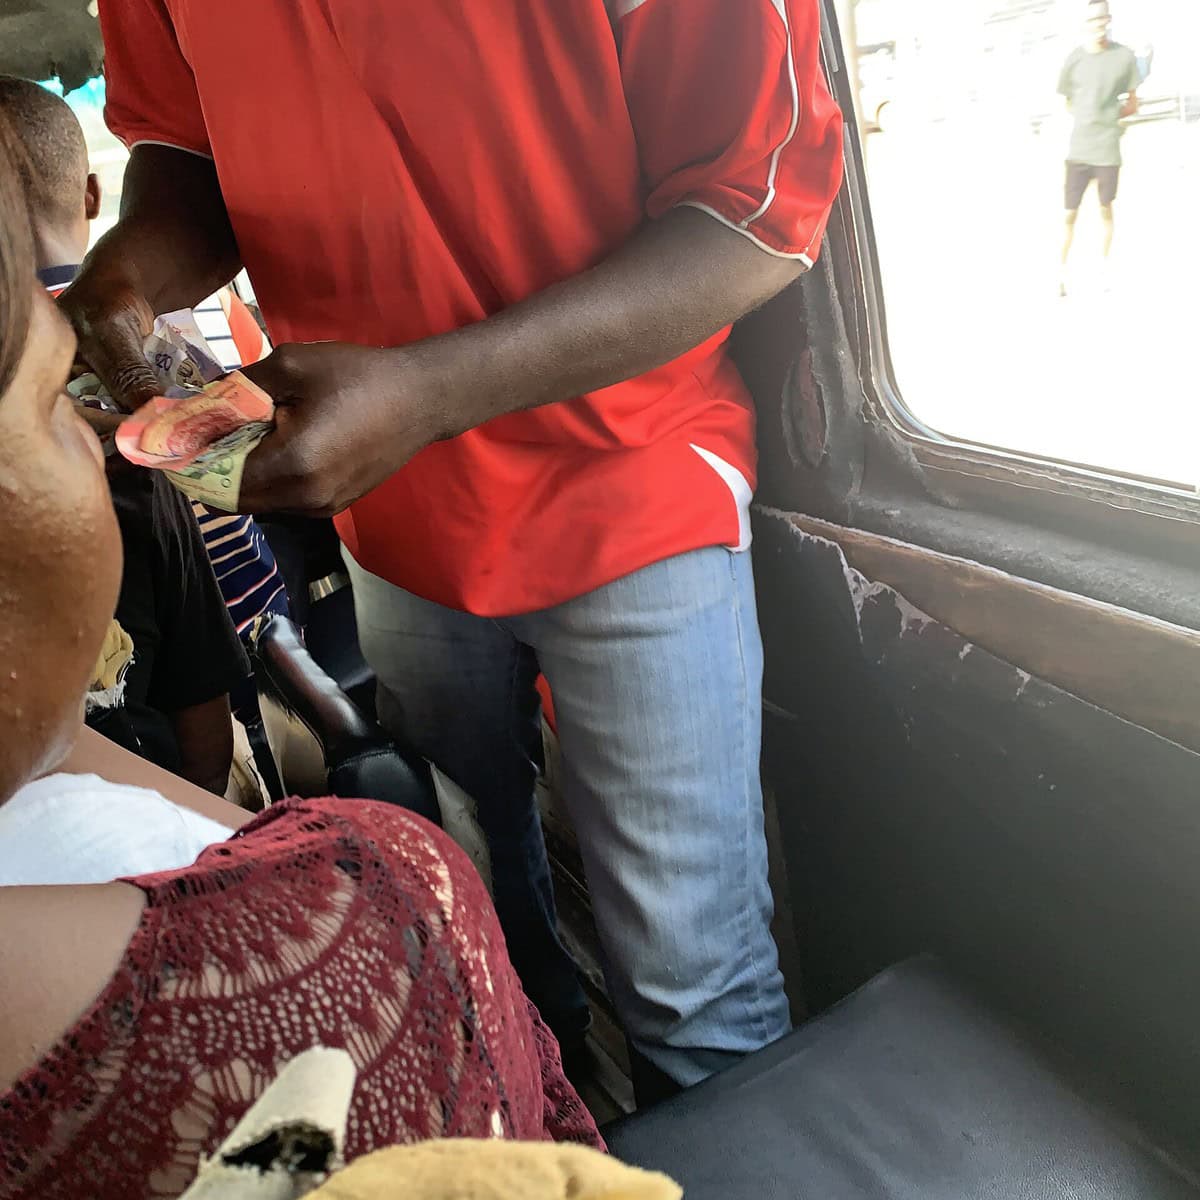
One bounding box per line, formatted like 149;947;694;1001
842;0;1199;487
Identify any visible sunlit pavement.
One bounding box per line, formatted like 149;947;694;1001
866;113;1200;487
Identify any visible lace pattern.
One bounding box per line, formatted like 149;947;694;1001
0;798;601;1199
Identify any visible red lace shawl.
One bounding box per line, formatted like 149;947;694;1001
0;798;601;1199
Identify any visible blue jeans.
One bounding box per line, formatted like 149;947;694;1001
346;545;790;1086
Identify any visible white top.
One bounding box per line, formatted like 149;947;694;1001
0;773;232;887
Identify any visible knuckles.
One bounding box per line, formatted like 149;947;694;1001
108;363;161;409
270;441;339;516
269;343;302;376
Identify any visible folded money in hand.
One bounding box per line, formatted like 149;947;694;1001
116;372;275;510
92;308;276;511
118;373;274;468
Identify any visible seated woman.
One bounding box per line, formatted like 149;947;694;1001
0;118;600;1200
0;75;287;790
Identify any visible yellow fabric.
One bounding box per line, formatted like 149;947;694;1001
90;619;134;692
311;1141;682;1200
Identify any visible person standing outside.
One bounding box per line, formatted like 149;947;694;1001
63;0;844;1096
1058;0;1141;295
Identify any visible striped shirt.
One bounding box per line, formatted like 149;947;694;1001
191;507;289;636
187;295;288;637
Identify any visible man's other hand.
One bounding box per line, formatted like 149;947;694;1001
238;342;446;517
59;271;159;414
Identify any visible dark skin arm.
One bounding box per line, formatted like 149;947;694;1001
169;694;235;796
63;146;808;514
62;147;241;413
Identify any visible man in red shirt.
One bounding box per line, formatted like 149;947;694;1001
65;0;844;1092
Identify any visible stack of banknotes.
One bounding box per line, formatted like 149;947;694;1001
72;310;275;510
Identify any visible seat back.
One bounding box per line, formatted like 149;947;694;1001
249;614;440;824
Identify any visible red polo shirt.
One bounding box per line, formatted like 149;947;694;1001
101;0;843;616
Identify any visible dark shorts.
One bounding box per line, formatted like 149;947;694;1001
1065;161;1120;210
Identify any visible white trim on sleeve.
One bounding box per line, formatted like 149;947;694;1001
680;202;815;267
608;0;652;15
740;0;801;231
129;139;214;161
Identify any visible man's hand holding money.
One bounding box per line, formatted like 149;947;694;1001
60;266;161;416
61;278;456;518
236;341;454;517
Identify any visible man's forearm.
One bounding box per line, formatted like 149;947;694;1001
407;206;808;437
60;146;242;409
78;145;241;316
234;201;818;515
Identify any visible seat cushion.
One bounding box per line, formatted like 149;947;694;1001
605;959;1198;1199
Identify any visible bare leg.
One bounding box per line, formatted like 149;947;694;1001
1099;203;1115;258
1060;208;1079;296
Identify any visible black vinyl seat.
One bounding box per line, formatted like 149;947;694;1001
606;958;1199;1200
254;516;378;718
249;613;439;825
303;581;376;718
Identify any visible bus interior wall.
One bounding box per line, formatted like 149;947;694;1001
738;217;1200;1169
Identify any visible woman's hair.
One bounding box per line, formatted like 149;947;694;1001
0;111;36;398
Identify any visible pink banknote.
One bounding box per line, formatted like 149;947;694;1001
116;372;274;469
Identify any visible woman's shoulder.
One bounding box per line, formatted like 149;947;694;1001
144;797;483;918
0;801;459;1096
169;797;465;877
130;798;503;1011
2;772;175;819
0;880;146;1093
0;800;465;1088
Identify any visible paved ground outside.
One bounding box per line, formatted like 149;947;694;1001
865;108;1199;486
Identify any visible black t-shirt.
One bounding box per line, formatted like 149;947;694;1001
87;470;250;773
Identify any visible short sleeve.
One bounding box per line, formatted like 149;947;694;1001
616;0;844;263
0;774;229;886
1057;54;1076;97
99;0;212;157
174;802;235;853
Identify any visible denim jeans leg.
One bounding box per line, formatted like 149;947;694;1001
514;547;791;1086
345;552;590;1046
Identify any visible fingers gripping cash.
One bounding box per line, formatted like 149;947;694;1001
116;374;274;510
84;311;276;511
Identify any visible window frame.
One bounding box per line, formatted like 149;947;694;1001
817;3;1200;552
